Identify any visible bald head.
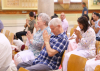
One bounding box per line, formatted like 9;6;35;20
60;12;66;21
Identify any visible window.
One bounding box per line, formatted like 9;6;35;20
71;0;82;2
54;0;58;2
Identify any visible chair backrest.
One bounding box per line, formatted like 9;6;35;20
70;28;74;36
5;30;10;38
61;50;66;67
95;41;100;55
19;67;29;71
94;65;100;71
73;25;78;29
8;33;14;45
67;54;87;71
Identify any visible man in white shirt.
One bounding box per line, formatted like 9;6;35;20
60;12;69;34
0;20;12;71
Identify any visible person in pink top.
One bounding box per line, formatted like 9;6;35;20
60;12;69;34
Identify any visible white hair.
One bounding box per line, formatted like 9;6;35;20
38;13;50;26
49;18;62;26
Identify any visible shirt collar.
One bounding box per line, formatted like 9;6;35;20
51;32;66;38
62;18;66;22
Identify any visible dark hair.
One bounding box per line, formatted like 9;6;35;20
29;12;34;17
83;14;89;20
94;12;100;18
82;2;86;6
77;16;90;32
29;12;36;19
51;13;58;19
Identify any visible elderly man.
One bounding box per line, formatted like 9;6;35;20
0;20;12;71
17;18;69;71
60;12;69;34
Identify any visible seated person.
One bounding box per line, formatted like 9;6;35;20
17;18;69;71
91;13;100;41
16;12;36;41
63;16;96;71
14;13;51;66
85;53;100;71
0;20;12;71
67;15;89;52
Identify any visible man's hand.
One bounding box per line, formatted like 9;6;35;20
26;31;33;41
91;20;95;26
43;30;50;43
95;54;100;61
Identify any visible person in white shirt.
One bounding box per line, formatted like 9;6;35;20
0;20;12;71
63;16;96;71
60;12;69;34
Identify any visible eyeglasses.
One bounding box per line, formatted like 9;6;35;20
37;20;42;22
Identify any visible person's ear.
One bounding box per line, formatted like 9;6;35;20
57;25;61;28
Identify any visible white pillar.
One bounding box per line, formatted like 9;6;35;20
38;0;54;17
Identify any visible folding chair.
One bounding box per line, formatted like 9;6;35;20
94;65;100;71
19;67;29;71
67;54;87;71
5;30;10;38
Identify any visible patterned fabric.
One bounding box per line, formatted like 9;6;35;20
77;27;96;57
95;19;100;37
29;26;51;57
32;32;69;70
62;19;69;32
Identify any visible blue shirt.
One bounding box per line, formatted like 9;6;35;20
95;19;100;37
29;26;52;57
32;32;69;70
82;7;88;16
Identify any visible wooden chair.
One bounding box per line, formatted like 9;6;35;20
61;50;66;67
70;28;74;36
5;30;10;38
8;33;14;45
19;67;29;71
94;65;100;71
73;25;78;29
67;54;87;71
95;41;100;55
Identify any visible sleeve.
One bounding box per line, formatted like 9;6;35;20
95;20;100;28
30;35;44;49
79;29;95;47
29;21;36;30
52;38;69;53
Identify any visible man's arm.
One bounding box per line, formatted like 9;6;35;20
84;11;87;14
45;42;58;57
92;26;99;34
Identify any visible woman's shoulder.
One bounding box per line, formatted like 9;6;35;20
87;27;95;33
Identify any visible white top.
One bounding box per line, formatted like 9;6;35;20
77;27;96;56
0;33;12;71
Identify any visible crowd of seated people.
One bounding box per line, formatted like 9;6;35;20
1;11;100;71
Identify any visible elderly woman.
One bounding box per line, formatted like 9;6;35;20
63;16;96;71
14;13;51;66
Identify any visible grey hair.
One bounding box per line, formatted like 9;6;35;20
38;13;50;26
49;18;62;26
